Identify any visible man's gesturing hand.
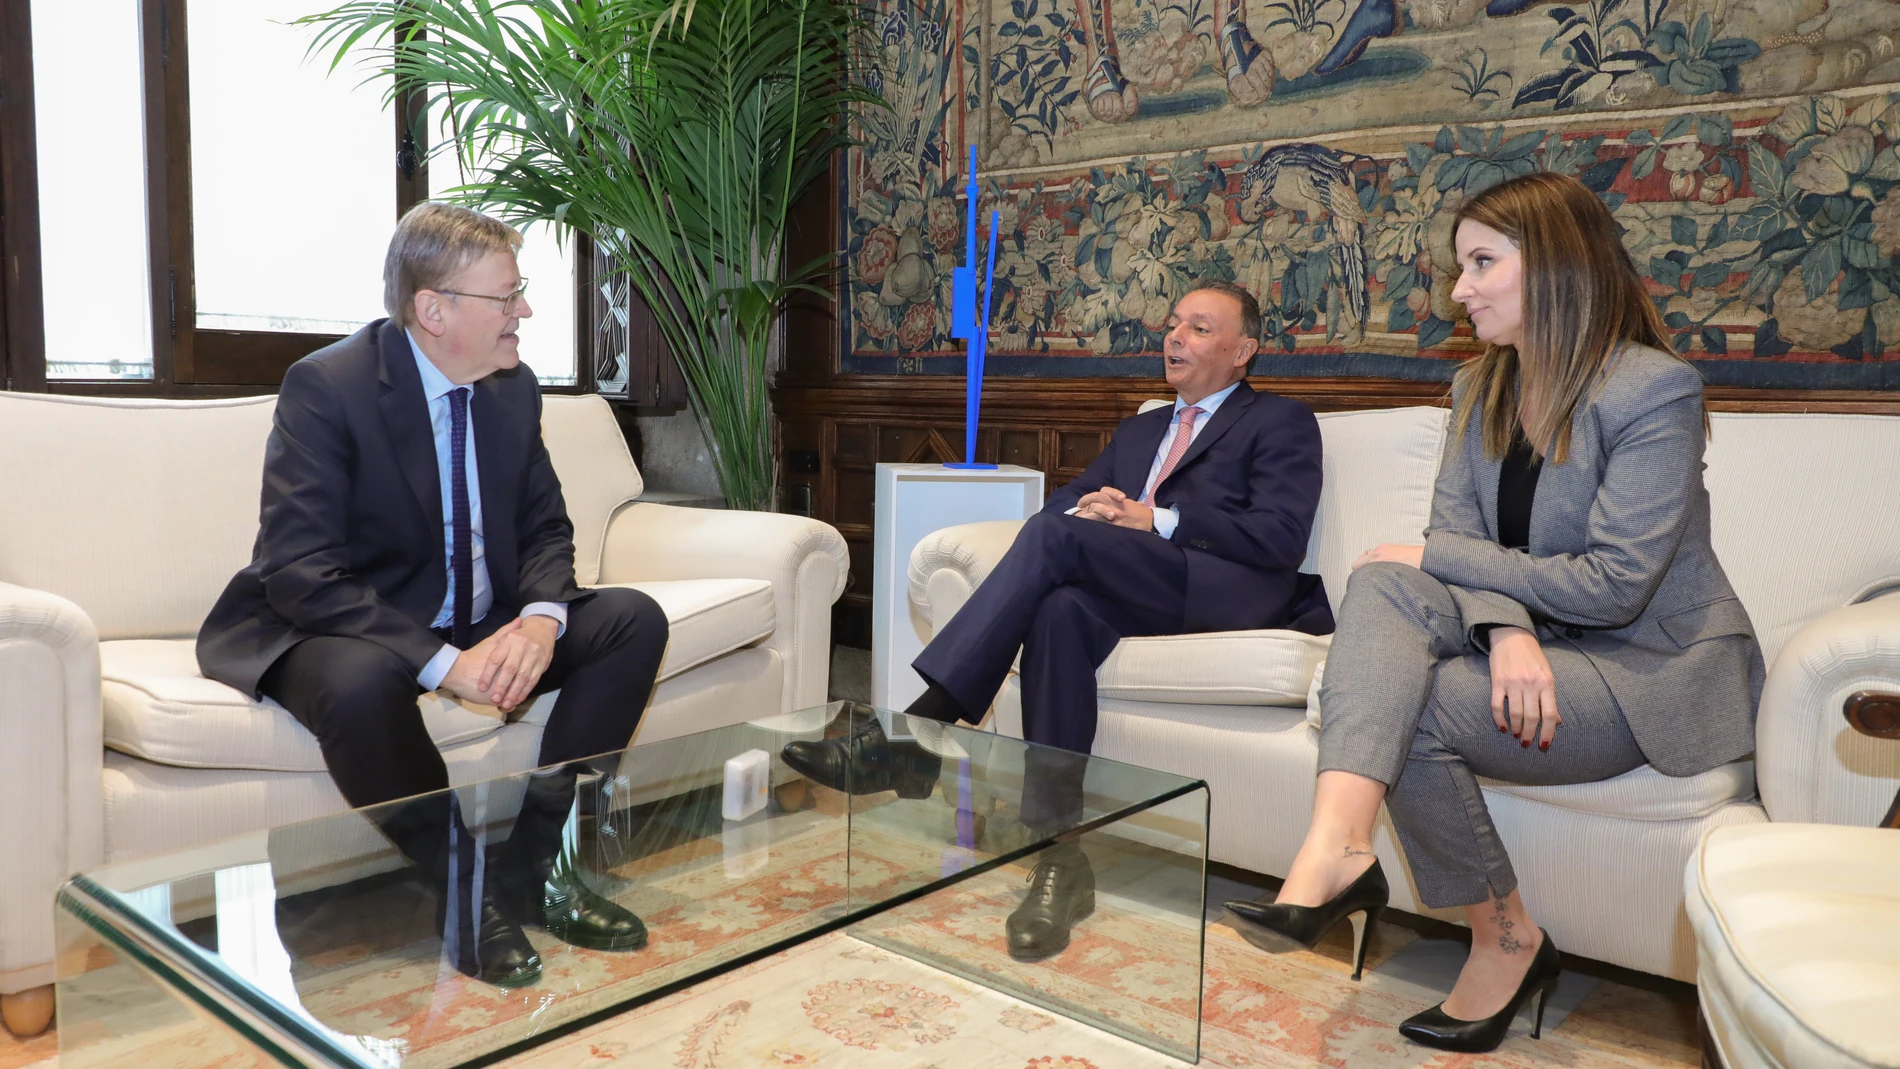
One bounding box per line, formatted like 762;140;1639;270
440;615;560;713
1074;487;1155;531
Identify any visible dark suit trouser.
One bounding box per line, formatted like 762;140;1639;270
260;587;670;810
1316;563;1647;908
911;512;1198;828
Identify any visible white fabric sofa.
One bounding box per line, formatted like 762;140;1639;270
0;391;847;998
909;404;1900;982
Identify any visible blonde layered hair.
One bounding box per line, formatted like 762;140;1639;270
1448;171;1695;465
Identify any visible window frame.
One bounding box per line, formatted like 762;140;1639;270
1;0;45;393
132;0;593;392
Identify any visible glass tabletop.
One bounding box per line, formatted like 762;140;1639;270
56;702;1209;1068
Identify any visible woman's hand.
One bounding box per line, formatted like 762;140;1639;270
1489;626;1561;750
1351;543;1424;570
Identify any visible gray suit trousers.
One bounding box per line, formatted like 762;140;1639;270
1317;562;1648;908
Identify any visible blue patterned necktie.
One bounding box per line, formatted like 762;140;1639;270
448;387;473;649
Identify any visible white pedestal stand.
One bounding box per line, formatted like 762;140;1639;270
871;463;1045;711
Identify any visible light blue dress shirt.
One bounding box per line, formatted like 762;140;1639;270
408;332;566;690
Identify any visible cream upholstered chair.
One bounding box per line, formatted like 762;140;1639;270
1687;700;1900;1069
0;390;848;1034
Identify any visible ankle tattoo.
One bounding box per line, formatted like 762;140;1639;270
1341;846;1373;859
1491;896;1525;954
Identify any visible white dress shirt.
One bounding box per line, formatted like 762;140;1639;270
408;332;566;690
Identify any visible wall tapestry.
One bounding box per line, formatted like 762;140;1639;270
842;0;1900;387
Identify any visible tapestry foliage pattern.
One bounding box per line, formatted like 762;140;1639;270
844;0;1900;386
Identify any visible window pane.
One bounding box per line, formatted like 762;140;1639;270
428;126;577;386
33;0;154;380
189;0;392;335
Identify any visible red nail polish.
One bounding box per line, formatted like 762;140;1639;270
1540;740;1550;751
1521;739;1530;748
1499;724;1508;733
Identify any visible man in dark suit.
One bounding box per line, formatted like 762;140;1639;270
783;280;1331;960
198;203;669;988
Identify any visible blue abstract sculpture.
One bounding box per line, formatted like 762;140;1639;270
946;144;999;470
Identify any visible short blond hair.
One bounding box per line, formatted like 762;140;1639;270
383;202;523;325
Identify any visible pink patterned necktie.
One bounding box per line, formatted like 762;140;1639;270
1142;405;1203;506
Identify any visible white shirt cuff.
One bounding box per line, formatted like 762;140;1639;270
1153;506;1181;539
522;601;568;638
419;643;459;691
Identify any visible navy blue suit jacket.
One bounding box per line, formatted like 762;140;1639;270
1044;382;1332;635
197;318;587;697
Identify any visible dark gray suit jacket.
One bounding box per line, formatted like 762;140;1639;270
1420;344;1764;776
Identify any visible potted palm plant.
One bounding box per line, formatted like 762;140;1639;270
305;0;871;512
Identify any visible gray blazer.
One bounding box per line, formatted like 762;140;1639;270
1420;344;1764;777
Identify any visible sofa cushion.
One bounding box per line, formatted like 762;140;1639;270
102;578;774;773
595;578;775;680
1096;629;1331;706
540;395;644;586
0;394;277;640
1689;823;1900;1069
1704;412;1900;665
0;393;648;639
1483;760;1757;822
100;639;538;773
1307;406;1448;617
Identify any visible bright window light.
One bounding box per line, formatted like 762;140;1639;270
32;0;154;380
189;0;392;335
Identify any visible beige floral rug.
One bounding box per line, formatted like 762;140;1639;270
34;816;1701;1069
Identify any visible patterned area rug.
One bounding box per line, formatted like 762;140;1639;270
34;818;1701;1069
497;921;1703;1069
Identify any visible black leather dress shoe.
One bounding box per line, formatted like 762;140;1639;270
781;719;943;799
499;772;649;952
442;884;544;988
373;795;543;987
1005;843;1096;962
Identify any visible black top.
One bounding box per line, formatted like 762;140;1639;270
1497;434;1542;549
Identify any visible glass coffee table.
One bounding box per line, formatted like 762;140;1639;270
56;704;1210;1067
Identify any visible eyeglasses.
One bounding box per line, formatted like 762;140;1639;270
433;277;530;316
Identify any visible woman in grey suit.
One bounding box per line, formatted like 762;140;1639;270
1225;171;1764;1053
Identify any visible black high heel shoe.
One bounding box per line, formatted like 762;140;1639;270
1223;859;1388;981
1398;928;1561;1053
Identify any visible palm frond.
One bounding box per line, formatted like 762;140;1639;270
301;0;880;509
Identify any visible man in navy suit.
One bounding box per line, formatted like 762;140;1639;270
199;203;669;988
784;281;1331;959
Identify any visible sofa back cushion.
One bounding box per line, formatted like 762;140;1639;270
0;394;279;639
539;395;643;585
0;391;643;639
1305;407;1450;615
1704;412;1900;664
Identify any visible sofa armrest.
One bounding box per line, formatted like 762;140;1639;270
907;520;1027;636
0;582;103;993
1756;591;1900;827
596;503;848;712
